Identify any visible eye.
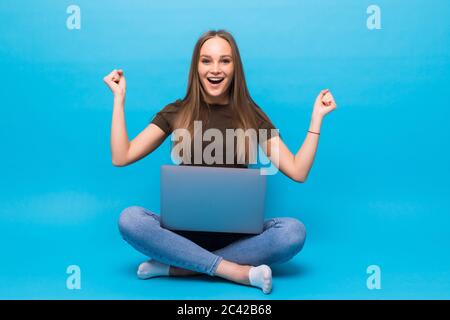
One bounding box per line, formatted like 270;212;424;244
201;59;210;64
221;59;231;64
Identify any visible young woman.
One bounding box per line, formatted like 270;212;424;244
104;30;337;294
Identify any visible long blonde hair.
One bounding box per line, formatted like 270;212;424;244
173;29;275;165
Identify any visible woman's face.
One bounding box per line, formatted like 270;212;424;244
198;36;234;104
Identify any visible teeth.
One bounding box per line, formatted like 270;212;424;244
208;77;223;80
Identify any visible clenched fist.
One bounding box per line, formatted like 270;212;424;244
103;69;126;98
312;89;337;119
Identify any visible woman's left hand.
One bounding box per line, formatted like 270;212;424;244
312;89;337;119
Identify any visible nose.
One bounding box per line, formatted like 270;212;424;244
211;62;221;74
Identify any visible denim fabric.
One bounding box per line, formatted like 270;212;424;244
118;205;306;276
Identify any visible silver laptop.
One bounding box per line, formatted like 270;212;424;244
160;165;266;234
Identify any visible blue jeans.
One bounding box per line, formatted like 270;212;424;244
118;206;306;276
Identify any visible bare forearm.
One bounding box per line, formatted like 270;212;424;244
110;96;130;165
294;116;323;181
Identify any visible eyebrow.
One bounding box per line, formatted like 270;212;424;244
200;55;232;59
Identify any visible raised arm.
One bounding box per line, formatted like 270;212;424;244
104;69;168;167
261;89;337;182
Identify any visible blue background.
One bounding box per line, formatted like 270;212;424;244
0;0;449;299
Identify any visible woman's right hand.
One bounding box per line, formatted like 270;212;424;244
103;69;126;98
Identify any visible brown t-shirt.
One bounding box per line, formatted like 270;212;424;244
150;99;279;168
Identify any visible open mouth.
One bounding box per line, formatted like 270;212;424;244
207;77;225;85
